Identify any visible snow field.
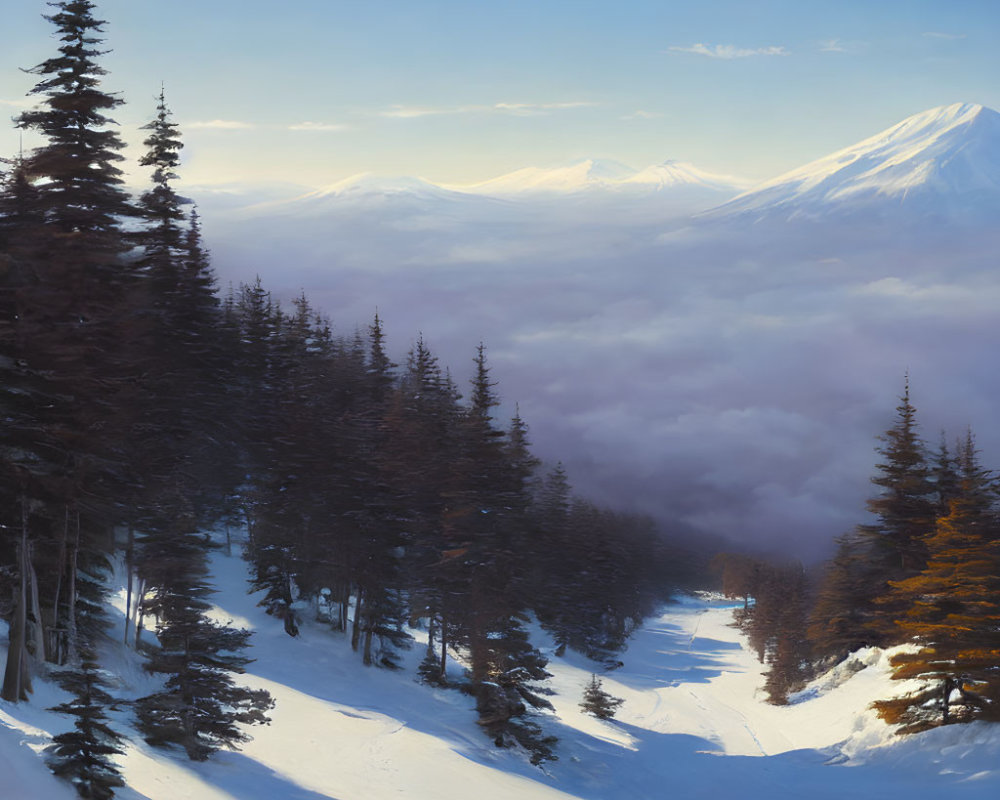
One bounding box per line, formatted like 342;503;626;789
3;542;1000;799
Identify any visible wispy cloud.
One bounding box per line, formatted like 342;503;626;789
377;101;596;119
621;110;664;120
923;31;966;40
187;119;255;130
669;43;788;59
288;121;350;132
492;101;596;115
379;105;447;119
819;38;847;53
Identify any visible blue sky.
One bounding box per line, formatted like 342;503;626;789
1;0;998;187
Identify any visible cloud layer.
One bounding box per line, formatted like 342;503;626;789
198;185;1000;562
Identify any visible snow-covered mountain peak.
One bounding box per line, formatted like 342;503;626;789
311;173;454;199
452;158;638;194
886;101;987;136
712;102;1000;220
624;160;753;192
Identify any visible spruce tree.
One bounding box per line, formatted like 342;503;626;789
386;335;462;681
135;503;273;760
15;0;135;376
760;564;810;705
443;345;555;761
529;464;575;655
807;533;876;662
874;433;1000;732
862;381;936;575
858;381;936;644
47;659;125;800
580;674;624;720
3;0;135;697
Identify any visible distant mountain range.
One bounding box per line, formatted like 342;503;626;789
442;158;752;197
204;103;1000;227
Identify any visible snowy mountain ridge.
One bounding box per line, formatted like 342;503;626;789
442;158;751;196
622;159;754;192
710;102;1000;220
447;158;638;194
254;157;752;206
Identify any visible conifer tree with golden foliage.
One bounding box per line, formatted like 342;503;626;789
873;433;1000;733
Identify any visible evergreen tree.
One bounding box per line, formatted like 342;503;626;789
807;532;876;662
47;659;125;800
3;0;135;696
135;504;273;760
931;433;960;517
351;313;409;666
760;564;810;705
580;674;624;720
14;0;135;387
386;335;462;681
861;381;936;576
858;381;937;644
135;88;187;271
442;346;556;761
529;464;577;653
873;433;1000;732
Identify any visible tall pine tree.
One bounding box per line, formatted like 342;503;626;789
874;433;1000;732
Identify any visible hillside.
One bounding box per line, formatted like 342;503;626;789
3;530;999;799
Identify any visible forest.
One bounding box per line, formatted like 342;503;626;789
0;3;683;795
2;3;999;799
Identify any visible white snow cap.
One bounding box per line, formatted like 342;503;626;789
624;159;754;191
714;102;1000;218
449;158;751;195
451;158;637;194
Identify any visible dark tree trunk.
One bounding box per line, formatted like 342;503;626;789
440;623;447;677
135;577;147;650
337;582;350;632
124;524;135;645
351;589;364;652
26;541;45;661
363;624;374;666
942;677;954;724
2;497;33;701
66;510;80;664
48;507;69;661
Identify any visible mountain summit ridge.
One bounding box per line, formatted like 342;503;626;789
710;102;1000;221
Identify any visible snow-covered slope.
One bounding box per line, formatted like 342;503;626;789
711;102;1000;221
3;539;1000;799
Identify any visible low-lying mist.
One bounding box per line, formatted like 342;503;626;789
198;186;1000;562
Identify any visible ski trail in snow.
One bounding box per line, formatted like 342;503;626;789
688;609;706;649
621;602;777;759
739;716;767;757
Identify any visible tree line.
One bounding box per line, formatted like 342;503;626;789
0;3;681;795
716;380;1000;732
